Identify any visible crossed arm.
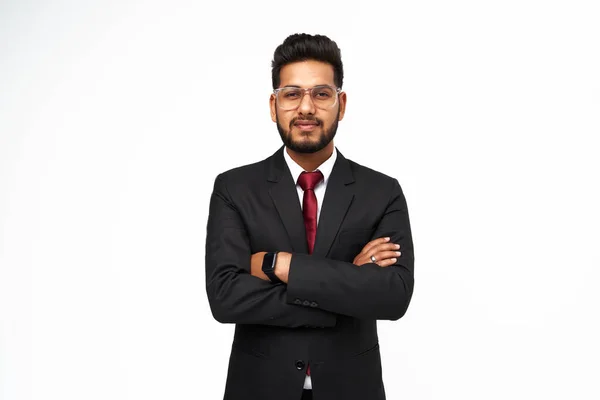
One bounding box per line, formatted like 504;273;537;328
205;173;415;328
250;236;401;284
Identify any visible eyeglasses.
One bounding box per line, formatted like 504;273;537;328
273;85;341;110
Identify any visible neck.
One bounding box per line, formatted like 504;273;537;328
286;142;334;172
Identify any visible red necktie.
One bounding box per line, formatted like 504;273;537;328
297;170;323;377
297;171;324;255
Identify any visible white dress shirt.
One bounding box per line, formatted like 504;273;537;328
283;146;337;225
282;146;337;390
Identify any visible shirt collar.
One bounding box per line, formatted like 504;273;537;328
283;146;338;188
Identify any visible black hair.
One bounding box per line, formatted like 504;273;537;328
271;33;344;89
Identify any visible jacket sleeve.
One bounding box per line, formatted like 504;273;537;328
205;173;337;328
286;178;415;320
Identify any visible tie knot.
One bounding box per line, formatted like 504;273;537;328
297;170;324;191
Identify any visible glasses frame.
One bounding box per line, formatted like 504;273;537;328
273;85;342;110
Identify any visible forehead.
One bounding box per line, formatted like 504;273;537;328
279;60;335;88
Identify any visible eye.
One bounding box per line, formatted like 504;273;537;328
282;89;301;99
313;88;334;99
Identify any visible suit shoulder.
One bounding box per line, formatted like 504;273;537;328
346;158;398;185
212;156;270;188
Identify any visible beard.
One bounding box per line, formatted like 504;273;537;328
276;111;339;154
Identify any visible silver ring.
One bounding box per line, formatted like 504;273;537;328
370;255;377;263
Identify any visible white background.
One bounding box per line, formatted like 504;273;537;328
1;1;599;399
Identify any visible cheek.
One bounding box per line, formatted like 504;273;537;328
277;111;295;127
318;112;337;128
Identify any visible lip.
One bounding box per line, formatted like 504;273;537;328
294;122;318;131
293;120;319;132
294;120;319;126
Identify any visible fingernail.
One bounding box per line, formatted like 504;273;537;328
395;244;400;249
395;251;401;256
385;237;390;241
391;258;397;262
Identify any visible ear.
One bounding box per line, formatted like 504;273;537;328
269;94;277;122
337;91;347;121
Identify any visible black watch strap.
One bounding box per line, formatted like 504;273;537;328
262;252;282;283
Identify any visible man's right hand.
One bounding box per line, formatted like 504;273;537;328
353;237;401;267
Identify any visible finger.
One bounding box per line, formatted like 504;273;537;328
376;257;397;267
360;237;390;255
364;248;398;264
362;253;381;266
362;237;390;254
355;256;375;267
375;250;402;261
370;243;400;255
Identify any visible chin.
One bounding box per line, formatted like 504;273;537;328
294;131;320;140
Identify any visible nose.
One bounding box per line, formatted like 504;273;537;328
297;89;316;115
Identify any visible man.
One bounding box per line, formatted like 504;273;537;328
205;33;414;400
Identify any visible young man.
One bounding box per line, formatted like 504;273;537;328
205;33;415;400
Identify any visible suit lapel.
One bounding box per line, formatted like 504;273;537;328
267;147;309;253
313;150;355;257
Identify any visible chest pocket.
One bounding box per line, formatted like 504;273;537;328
335;228;376;260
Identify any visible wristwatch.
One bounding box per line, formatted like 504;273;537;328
262;252;282;284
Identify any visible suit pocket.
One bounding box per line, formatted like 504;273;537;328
325;342;384;399
353;342;380;358
337;227;375;252
231;341;269;359
338;228;376;244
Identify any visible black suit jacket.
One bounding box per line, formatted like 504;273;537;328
205;146;415;400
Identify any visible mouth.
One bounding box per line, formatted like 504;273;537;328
293;120;320;132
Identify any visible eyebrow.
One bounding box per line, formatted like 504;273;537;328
281;84;333;89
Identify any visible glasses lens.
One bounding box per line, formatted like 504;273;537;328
277;86;337;110
277;88;302;110
310;86;336;109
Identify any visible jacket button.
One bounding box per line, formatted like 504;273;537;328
294;298;302;305
295;360;305;370
302;300;310;306
310;302;318;307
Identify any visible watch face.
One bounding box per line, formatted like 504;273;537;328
263;252;276;271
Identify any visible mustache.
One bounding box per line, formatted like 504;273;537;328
290;116;322;128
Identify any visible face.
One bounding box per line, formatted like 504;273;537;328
270;60;346;154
